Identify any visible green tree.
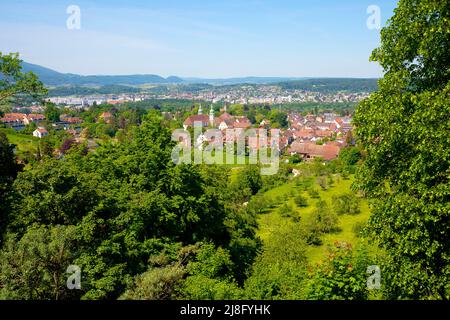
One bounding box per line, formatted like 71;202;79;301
238;165;263;196
244;222;308;299
354;0;450;299
268;110;288;128
0;52;47;104
332;193;360;215
120;265;186;300
294;194;308;208
180;243;244;299
309;200;340;234
44;103;61;122
0;132;21;238
339;146;361;166
0;132;20;192
278;203;298;221
306;242;371;300
0;225;80;300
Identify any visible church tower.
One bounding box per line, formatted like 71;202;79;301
198;104;203;115
209;105;215;127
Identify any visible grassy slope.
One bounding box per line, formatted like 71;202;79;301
0;128;39;155
256;173;371;264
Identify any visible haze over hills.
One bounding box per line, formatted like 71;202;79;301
22;62;310;86
21;62;183;86
181;77;310;85
20;61;378;92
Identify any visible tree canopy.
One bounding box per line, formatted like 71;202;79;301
354;0;449;299
0;52;47;104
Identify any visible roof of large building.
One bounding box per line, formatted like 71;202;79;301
184;114;210;126
289;141;341;161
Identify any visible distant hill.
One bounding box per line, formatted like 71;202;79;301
182;77;309;85
47;85;141;97
19;62;378;93
278;78;378;93
21;62;183;86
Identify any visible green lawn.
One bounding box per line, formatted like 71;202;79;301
1;128;39;155
256;173;372;264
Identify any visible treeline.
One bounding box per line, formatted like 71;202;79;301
48;85;142;97
278;78;378;93
275;102;356;115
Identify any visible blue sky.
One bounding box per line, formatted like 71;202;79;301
0;0;397;78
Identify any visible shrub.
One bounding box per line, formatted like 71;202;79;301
316;176;327;190
294;194;308;208
327;175;334;188
311;200;340;234
308;188;320;199
306;242;371;300
352;221;366;238
290;154;302;164
332;193;361;215
279;203;295;218
302;219;323;246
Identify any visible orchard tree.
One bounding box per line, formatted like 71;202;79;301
354;0;449;299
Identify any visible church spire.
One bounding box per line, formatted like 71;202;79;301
209;105;214;126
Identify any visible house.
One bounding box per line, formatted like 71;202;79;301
60;114;83;124
23;114;46;125
66;117;83;124
99;112;114;124
232;116;251;129
288;141;341;161
0;113;25;125
259;119;271;127
33;127;49;139
217;118;235;130
183;104;211;130
183;115;210;130
0;113;45;127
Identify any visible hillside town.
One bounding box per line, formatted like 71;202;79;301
1;102;353;162
182;104;352;160
45;83;370;109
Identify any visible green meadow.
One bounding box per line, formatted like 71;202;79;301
0;128;39;156
255;171;372;264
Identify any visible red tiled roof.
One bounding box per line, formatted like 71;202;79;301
184;114;209;126
288;141;341;161
36;128;48;134
100;112;113;118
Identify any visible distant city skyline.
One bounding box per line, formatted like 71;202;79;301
0;0;397;78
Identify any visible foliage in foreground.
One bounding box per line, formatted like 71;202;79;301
354;0;450;299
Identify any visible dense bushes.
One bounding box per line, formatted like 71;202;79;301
306;242;372;300
0;114;260;299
